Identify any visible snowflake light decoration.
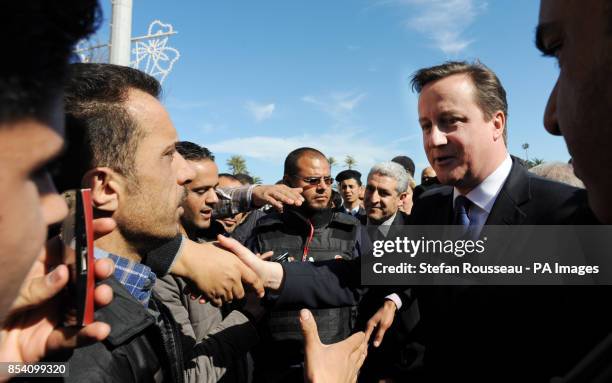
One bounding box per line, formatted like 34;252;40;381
131;20;180;84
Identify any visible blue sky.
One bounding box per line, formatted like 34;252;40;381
93;0;566;184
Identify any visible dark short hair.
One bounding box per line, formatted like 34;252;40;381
62;63;161;185
411;61;508;143
335;169;362;186
284;147;328;176
391;156;415;177
176;141;215;162
234;173;254;185
331;190;343;209
0;0;100;125
218;173;239;182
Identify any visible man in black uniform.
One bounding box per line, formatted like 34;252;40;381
247;147;369;382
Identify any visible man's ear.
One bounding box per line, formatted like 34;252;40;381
82;167;123;213
492;111;506;142
398;191;408;203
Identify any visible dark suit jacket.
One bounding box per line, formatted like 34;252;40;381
334;205;367;224
409;157;608;382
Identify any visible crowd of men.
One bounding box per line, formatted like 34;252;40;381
1;0;612;382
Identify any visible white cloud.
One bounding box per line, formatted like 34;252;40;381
245;101;275;122
301;91;367;125
208;130;417;173
374;0;486;55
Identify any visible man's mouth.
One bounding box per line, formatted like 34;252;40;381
434;155;455;166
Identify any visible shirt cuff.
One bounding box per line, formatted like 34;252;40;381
142;234;183;276
385;293;402;310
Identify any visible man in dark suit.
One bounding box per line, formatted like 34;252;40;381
357;161;425;381
360;161;412;324
407;60;607;382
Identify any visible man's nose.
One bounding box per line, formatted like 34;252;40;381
544;80;561;136
207;189;219;205
176;152;195;185
37;172;69;226
429;125;447;147
369;190;380;204
316;179;329;190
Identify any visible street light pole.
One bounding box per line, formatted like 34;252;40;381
109;0;133;66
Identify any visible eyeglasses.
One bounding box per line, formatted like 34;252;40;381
293;175;333;186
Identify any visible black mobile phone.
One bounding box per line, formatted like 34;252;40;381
61;189;96;326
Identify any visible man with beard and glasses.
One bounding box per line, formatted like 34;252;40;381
246;147;369;382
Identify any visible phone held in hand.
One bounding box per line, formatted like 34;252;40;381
60;189;96;326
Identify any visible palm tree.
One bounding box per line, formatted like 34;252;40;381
251;175;262;184
522;143;530;162
344;155;357;170
226;155;248;175
328;156;337;169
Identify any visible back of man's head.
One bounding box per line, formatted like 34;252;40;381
391;156;415;177
176;141;215;162
218;173;242;188
234;173;254;185
54;63;161;192
411;60;509;144
0;1;100;126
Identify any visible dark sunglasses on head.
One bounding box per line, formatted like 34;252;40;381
294;175;333;185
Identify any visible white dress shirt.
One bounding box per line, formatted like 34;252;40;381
453;154;513;233
387;155;512;311
343;205;361;217
368;212;397;237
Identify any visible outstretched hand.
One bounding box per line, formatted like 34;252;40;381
172;238;265;307
300;309;367;383
365;299;397;348
215;235;284;291
252;184;304;212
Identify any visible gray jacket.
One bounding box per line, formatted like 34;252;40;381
154;275;259;383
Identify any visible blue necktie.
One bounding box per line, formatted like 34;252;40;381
454;195;472;236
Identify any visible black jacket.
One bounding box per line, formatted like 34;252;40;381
334;205;367;223
58;277;185;383
409;157;609;382
248;208;366;381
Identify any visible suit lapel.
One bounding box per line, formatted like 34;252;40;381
481;157;531;265
484;157;530;225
